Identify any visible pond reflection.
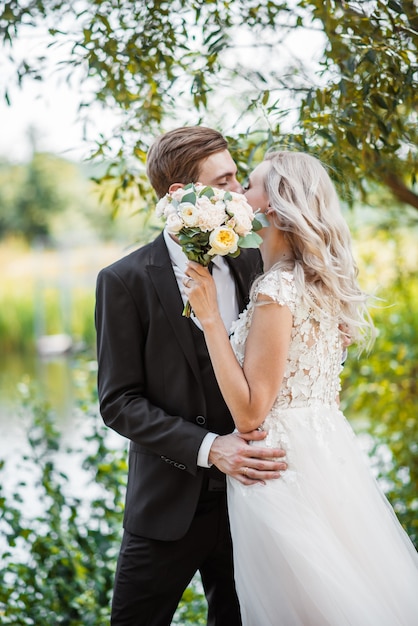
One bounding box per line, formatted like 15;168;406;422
0;351;96;456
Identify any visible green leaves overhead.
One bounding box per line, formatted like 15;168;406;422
1;0;417;210
298;1;417;195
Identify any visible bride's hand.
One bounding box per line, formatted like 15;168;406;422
183;261;221;326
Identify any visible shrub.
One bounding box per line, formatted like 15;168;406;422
0;383;207;624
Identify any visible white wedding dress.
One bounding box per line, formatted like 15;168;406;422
227;269;418;626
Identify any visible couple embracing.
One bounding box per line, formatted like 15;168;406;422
95;126;418;626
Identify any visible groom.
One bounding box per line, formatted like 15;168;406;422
95;126;286;625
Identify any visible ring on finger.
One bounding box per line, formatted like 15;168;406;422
243;466;249;477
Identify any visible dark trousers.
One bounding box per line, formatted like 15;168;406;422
110;493;242;626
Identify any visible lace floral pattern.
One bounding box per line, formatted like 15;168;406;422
230;270;343;472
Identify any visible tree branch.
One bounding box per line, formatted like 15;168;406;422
384;174;418;211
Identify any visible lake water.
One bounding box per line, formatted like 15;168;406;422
0;350;122;494
0;349;128;537
0;352;85;449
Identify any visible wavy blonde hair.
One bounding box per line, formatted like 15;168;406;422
256;150;374;349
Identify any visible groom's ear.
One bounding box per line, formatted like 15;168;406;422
168;183;185;193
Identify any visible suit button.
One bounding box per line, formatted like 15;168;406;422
196;415;206;425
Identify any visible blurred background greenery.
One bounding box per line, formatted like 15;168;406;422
0;0;417;624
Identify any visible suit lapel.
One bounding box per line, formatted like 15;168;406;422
147;234;202;384
226;253;254;313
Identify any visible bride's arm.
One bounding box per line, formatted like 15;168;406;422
185;262;292;433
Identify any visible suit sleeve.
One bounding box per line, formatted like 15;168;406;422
95;266;206;476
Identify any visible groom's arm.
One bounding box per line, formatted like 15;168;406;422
95;265;209;475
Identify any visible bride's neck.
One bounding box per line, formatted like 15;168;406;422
261;230;293;271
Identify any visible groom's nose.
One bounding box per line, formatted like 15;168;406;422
229;177;244;194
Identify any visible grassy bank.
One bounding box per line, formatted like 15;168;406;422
0;239;129;353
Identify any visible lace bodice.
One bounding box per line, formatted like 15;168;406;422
230;269;343;414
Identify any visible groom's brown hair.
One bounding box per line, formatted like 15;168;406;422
146;126;228;198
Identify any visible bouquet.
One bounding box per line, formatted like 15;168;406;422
156;183;267;317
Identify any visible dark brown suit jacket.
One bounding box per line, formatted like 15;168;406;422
95;233;262;541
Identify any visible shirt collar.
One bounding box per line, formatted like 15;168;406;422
163;228;188;274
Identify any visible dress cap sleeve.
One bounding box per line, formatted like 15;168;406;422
254;270;296;311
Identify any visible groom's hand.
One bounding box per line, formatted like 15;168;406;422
209;430;287;485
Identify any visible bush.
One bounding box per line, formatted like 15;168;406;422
0;391;125;624
341;269;418;547
0;382;208;624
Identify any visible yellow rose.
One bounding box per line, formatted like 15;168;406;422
208;226;239;256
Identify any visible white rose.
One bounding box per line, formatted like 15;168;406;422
195;195;213;212
228;191;242;201
208;226;239;256
165;212;184;234
164;203;177;216
231;194;255;216
212;188;226;202
199;206;227;231
213;199;227;212
226;201;253;236
179;202;199;227
196;197;226;231
155;195;170;218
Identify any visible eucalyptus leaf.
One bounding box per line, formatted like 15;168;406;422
252;213;270;230
180;192;197;204
238;231;263;248
200;186;215;198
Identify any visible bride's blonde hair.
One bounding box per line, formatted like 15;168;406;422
258;150;374;348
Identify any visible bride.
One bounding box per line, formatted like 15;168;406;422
184;151;418;625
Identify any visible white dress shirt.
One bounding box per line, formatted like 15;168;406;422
163;228;238;467
163;228;238;333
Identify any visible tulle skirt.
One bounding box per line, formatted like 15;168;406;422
227;405;418;625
